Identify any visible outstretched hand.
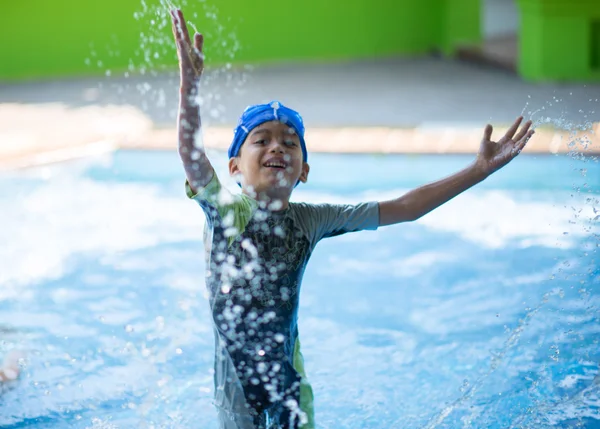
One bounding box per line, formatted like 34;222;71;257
476;116;535;176
170;9;204;93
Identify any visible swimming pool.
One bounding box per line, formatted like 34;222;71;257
0;150;598;428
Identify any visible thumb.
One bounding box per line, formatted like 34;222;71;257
483;124;493;141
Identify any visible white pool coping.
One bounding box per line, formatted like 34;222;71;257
0;103;597;170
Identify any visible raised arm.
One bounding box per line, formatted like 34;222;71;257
170;9;214;194
379;117;535;226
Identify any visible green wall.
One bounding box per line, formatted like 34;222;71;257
440;0;482;55
0;0;480;81
518;0;600;81
4;0;598;83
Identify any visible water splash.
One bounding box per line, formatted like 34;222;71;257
418;93;599;427
420;288;564;429
80;0;248;127
522;92;599;155
126;0;246;124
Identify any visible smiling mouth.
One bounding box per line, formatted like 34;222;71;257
263;162;287;169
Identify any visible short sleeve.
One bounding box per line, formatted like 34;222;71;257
300;201;380;244
184;173;257;246
185;172;224;205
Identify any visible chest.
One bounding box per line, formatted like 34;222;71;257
231;215;310;272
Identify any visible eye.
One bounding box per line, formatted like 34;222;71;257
284;140;297;147
254;139;266;145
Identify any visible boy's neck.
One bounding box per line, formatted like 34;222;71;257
242;187;292;212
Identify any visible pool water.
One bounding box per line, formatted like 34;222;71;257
0;150;598;428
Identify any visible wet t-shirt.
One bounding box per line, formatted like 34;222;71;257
186;173;379;429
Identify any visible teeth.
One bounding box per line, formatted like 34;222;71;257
266;162;285;168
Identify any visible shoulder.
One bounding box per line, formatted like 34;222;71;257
287;201;331;231
288;201;323;218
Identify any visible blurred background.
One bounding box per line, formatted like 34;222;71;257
0;1;599;428
1;0;599;80
1;0;599;163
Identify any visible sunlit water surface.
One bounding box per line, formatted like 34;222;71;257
0;150;598;428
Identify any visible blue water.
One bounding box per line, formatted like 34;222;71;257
0;150;598;428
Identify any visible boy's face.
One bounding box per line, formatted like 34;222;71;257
229;120;309;203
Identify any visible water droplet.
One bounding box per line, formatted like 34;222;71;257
124;324;134;333
176;348;183;355
549;345;560;361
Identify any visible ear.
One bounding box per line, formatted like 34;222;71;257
228;157;241;177
298;162;310;183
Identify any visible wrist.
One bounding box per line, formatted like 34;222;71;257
180;88;201;108
180;78;201;95
180;85;198;97
470;157;491;181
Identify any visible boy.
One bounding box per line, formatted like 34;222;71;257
170;8;534;429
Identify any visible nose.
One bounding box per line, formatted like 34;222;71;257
269;139;285;153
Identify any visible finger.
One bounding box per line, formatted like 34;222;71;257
483;124;493;142
514;130;534;154
192;33;205;68
194;32;204;54
170;10;178;37
191;34;205;73
170;10;186;46
171;22;188;66
503;116;523;141
174;9;193;47
513;120;532;142
170;10;196;74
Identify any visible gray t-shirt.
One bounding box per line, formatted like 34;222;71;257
187;173;379;428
